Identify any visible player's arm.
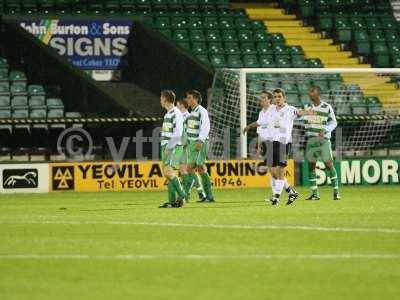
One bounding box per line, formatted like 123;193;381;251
325;105;338;134
167;112;183;150
243;111;264;134
196;109;210;150
296;108;314;117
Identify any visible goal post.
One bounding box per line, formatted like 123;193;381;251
208;68;400;159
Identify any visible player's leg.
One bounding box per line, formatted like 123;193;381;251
197;140;215;202
159;147;187;208
270;142;287;206
322;139;340;200
283;142;299;203
305;138;320;200
187;141;207;201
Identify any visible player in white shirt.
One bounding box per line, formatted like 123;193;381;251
243;90;298;204
259;88;313;206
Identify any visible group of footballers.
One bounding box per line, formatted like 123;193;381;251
159;86;340;208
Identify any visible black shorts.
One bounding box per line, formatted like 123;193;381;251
260;141;289;167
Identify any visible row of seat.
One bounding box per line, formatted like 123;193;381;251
178;42;306;58
318;16;399;32
197;54;323;68
153;16;266;30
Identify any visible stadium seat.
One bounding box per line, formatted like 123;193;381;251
47;98;64;109
206;30;222;42
65;112;82;118
28;85;46;97
47;108;64;118
240;43;257;55
259;55;276;67
226;55;243;68
30;108;47;118
243;54;259;67
224;42;241;55
10;84;27;96
209;54;227;67
12;109;29;119
221;30;237;42
29;96;46;109
191;42;207;54
208;42;224;54
190;30;206;42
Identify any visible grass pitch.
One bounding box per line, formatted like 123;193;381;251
0;186;399;300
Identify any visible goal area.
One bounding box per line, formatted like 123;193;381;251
207;68;400;160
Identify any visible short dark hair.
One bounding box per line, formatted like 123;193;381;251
161;90;176;104
309;85;321;94
176;97;188;109
186;90;202;104
261;90;274;100
273;88;286;97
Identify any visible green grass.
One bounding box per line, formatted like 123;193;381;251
0;186;400;300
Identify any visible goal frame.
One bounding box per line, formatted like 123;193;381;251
235;68;400;158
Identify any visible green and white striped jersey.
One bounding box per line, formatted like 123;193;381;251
303;101;337;139
161;106;184;149
186;105;210;142
181;110;190;146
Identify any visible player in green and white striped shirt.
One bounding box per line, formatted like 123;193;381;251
303;86;340;201
176;98;206;202
185;90;215;202
159;90;187;208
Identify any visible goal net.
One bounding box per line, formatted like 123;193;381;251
208;68;400;159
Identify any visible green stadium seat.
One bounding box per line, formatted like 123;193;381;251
0;57;8;69
351;102;367;115
385;31;399;43
154;17;170;29
276;56;291;68
224;42;240;55
10;83;27;96
291;56;307;67
251;20;266;30
210;55;227;68
237;30;253;42
253;30;270;42
312;79;329;91
11;96;28;109
297;81;311;93
173;29;190;42
392;56;400;67
240;43;257;55
190;30;206;42
203;17;219;29
0;110;11;119
47;109;64;118
0;69;8;81
221;30;236;42
9;71;27;84
354;30;369;42
0;96;10;107
256;43;273;55
381;17;398;30
28;85;45;97
196;54;210;64
29;96;46;109
373;42;389;54
259;55;276;67
206;30;222;42
47;98;64;109
355;41;371;55
30;108;47;119
288;45;304;56
286;94;300;106
187;17;202;29
0;82;9;95
329;80;343;90
273;44;289;55
12;109;29;119
281;82;298;94
191;42;207;54
374;54;390;67
159;29;172;37
270;33;285;45
366;96;382;114
208;42;224;54
319;16;333;31
243;54;259;68
299;0;314;17
235;18;251;29
65;112;82;118
176;42;190;50
226;55;243;68
171;17;188;29
369;30;386;42
219;17;235;29
366;18;382;30
307;58;323;67
350;17;366;29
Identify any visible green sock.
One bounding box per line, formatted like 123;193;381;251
192;173;205;193
168;181;176;204
170;176;186;199
310;170;319;196
182;174;192;197
200;172;213;200
329;167;339;192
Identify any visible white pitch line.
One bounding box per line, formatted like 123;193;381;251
0;220;399;234
0;254;399;260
